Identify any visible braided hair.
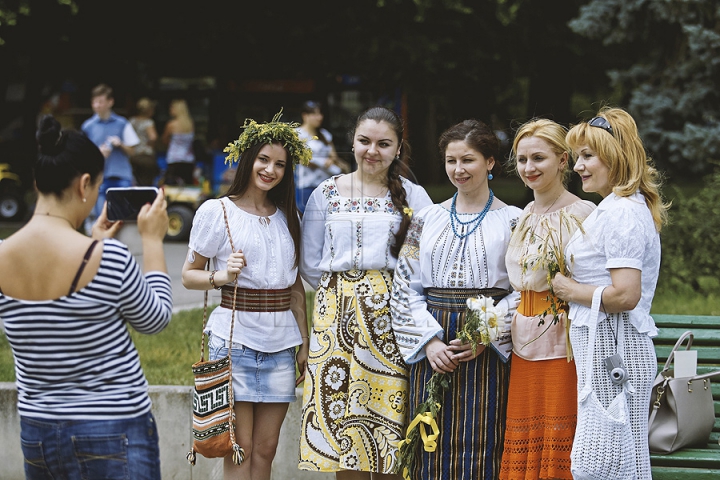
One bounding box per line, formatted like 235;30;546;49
351;107;412;258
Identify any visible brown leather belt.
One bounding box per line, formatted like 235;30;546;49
220;286;292;312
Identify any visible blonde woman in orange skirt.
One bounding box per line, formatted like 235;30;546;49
500;119;595;479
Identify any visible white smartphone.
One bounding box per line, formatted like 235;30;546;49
106;187;159;222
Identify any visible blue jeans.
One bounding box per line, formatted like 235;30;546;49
20;412;161;480
94;177;133;219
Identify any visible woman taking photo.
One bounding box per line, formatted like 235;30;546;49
500;119;595;479
0;115;172;480
182;113;310;480
298;106;432;479
390;119;521;479
294;100;349;213
552;107;668;479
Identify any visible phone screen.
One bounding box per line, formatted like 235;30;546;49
106;187;159;221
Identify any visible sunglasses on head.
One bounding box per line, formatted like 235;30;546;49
588;116;614;137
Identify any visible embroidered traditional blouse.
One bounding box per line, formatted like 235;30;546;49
506;200;596;292
300;175;433;288
390;203;522;363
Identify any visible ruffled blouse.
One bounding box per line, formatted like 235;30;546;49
564;192;661;336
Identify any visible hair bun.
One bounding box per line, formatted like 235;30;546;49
36;115;63;154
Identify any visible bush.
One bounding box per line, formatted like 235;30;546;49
659;169;720;294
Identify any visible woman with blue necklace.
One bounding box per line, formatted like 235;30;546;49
390;119;521;479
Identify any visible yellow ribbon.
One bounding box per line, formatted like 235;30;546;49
399;411;440;452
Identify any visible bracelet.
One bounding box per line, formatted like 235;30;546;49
209;270;222;290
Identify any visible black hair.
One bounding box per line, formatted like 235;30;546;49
300;100;329;145
351;106;412;258
224;141;301;267
35;115;104;196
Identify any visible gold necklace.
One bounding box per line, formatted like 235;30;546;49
533;191;564;215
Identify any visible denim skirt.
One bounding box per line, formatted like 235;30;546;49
208;333;297;403
20;411;160;480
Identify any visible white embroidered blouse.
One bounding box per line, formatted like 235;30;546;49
299;175;433;288
390;203;522;364
188;197;301;352
564;191;661;336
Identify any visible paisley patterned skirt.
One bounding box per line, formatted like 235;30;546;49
298;270;408;473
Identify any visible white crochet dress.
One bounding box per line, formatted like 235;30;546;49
564;192;660;479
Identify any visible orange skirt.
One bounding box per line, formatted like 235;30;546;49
499;290;577;480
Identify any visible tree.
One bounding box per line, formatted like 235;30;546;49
0;0;76;45
569;0;720;174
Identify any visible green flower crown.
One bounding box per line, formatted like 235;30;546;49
223;109;312;166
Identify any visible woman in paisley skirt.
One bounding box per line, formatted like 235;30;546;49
390;119;521;480
298;106;432;479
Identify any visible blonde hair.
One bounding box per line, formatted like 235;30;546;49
509;118;571;184
170;99;194;132
136;97;156;116
566;106;669;231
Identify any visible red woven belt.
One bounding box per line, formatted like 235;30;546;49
220;286;292;312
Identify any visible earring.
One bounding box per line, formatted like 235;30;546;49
83;198;87;203
352;147;355;152
488;173;494;181
395;155;400;161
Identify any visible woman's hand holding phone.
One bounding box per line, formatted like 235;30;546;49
137;188;168;241
91;202;124;240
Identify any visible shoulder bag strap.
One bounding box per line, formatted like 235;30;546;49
579;285;607;401
219;198;245;464
197;198;239;361
661;330;694;373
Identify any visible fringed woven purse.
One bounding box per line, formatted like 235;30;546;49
187;200;245;466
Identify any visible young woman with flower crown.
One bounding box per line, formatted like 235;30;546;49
181;113;310;480
298;106;432;479
390;119;521;480
500;119;595;480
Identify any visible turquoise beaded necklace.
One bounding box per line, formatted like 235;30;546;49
450;189;494;239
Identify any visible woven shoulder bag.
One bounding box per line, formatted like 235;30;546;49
187;199;245;466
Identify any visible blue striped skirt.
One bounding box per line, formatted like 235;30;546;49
409;288;510;480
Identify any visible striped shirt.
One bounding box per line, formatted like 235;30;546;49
0;239;172;420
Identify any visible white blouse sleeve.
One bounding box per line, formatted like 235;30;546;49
188;199;225;259
300;187;326;288
390;213;443;364
602;203;647;271
404;179;433;212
